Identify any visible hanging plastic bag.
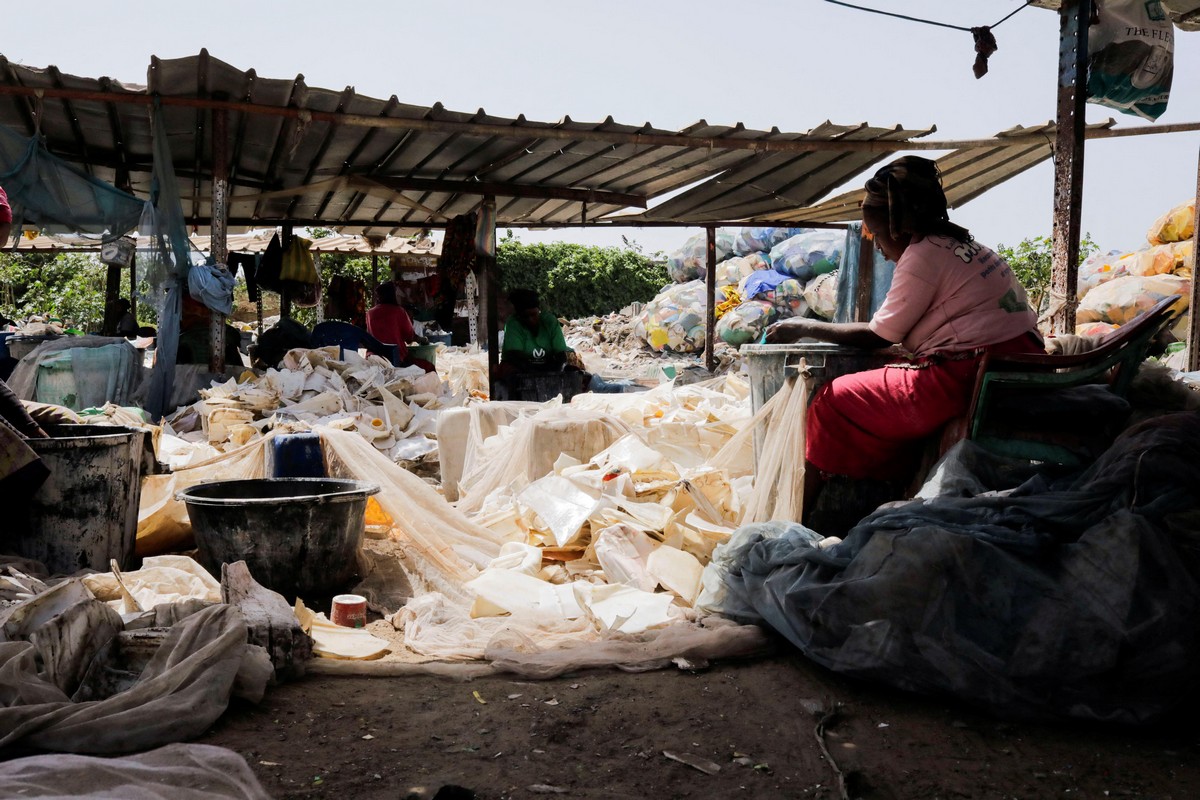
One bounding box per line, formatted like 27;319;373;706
256;233;283;292
1087;0;1174;121
280;236;319;284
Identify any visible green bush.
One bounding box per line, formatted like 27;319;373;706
0;252;110;331
496;233;669;319
997;233;1097;315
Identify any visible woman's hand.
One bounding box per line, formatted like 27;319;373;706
765;317;822;344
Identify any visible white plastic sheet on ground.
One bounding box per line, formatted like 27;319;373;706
0;598;271;753
0;743;271;799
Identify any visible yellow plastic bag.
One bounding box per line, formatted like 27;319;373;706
280;236;318;283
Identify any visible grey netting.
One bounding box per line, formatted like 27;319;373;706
0;124;142;241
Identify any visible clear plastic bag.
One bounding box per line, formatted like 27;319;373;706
769;230;844;281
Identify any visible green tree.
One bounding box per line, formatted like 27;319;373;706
0;251;110;331
997;233;1098;315
496;232;669;319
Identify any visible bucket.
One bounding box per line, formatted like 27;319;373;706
177;478;380;599
408;343;438;368
17;425;145;574
7;334;59;362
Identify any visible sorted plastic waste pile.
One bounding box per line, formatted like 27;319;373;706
641;226;847;352
160;346;464;475
1077;198;1195;341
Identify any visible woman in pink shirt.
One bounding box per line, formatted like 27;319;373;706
766;156;1042;511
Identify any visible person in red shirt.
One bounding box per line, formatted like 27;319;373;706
0;185;13;245
367;282;433;372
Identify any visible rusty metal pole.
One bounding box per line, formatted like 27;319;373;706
704;226;716;373
480;196;500;397
1188;143;1200;372
855;223;875;322
1049;0;1090;335
209;106;230;372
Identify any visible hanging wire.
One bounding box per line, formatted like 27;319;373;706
822;0;1034;32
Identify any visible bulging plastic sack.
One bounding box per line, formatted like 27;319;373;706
1086;0;1174;121
637;280;708;352
803;270;840;320
1078;250;1134;299
1076;274;1189;325
733;227;806;256
666;231;735;283
716;300;776;346
1075;321;1120;338
766;278;807;319
769;230;844;281
1147;199;1196;245
717;253;770;288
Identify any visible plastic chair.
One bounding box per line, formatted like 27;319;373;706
310;321;400;365
955;295;1181;466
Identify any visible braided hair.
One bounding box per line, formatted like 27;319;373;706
862;156;972;244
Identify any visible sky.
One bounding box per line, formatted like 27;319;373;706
6;0;1198;257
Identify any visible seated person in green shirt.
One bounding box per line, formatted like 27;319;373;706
500;289;572;373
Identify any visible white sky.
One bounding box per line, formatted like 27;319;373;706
7;0;1199;256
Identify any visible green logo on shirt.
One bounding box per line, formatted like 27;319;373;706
997;288;1028;313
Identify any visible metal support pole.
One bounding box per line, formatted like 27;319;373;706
1049;0;1090;335
704;226;716;373
480;197;500;397
371;252;379;296
855;223;875;323
1188;143;1200;372
209;106;230;373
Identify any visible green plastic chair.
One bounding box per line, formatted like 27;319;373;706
964;294;1181;466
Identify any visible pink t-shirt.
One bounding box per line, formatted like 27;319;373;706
869;235;1038;357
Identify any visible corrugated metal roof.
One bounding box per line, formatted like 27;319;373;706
782;120;1117;224
1031;0;1200;31
0;51;1109;234
636;121;931;222
0;51;955;233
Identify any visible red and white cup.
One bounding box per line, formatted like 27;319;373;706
330;594;368;628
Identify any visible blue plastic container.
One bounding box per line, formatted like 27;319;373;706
271;433;327;478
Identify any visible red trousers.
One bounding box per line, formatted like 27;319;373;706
806;334;1041;481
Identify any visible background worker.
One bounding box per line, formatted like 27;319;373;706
367;282;433;372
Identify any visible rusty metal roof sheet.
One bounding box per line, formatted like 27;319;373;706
783;120;1117;224
0;51;1108;234
0;51;950;233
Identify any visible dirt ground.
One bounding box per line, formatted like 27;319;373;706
198;646;1200;800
